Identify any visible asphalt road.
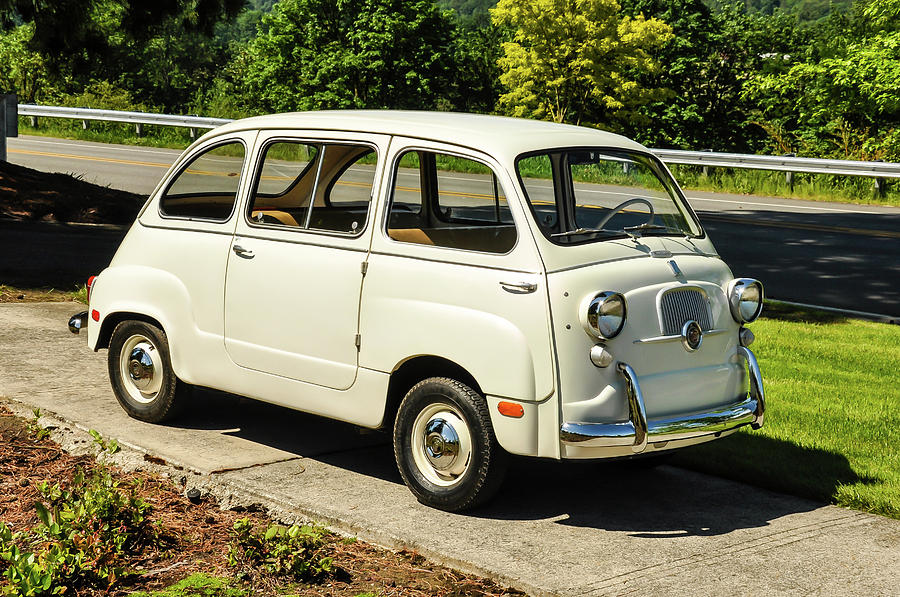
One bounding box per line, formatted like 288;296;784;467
2;302;899;596
7;135;900;317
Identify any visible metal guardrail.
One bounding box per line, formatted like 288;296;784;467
653;148;900;180
18;104;230;130
13;104;900;184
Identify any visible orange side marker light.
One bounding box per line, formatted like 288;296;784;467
497;401;524;418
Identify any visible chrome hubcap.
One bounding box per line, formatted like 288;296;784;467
119;335;163;403
128;345;156;390
411;403;472;487
424;418;460;471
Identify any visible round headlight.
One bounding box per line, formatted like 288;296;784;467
727;279;764;323
585;292;627;339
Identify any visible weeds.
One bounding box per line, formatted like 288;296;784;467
89;429;120;455
27;409;50;441
227;518;334;583
0;464;163;595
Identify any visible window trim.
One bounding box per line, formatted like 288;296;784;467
244;137;379;239
157;138;248;224
515;146;706;246
384;146;519;256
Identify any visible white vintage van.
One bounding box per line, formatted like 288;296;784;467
69;111;765;511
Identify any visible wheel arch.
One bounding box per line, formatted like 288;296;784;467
383;355;482;431
96;311;166;350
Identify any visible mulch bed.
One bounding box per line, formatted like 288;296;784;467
0;161;144;224
0;405;521;596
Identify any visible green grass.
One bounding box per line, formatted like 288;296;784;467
127;573;248;596
673;303;900;518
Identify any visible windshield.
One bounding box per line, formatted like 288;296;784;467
516;149;702;245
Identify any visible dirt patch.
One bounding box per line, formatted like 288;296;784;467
0;160;144;224
0;405;522;596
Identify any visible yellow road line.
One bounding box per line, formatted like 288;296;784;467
10;148;173;169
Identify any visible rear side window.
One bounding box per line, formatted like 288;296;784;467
248;140;376;234
160;141;245;221
387;150;516;254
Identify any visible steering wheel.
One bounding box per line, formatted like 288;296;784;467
595;198;654;230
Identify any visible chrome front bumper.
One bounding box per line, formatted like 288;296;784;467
560;346;765;452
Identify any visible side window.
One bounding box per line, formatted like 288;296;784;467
160;141;245;221
248;140;375;234
517;154;558;231
248;141;320;228
387;150;516;254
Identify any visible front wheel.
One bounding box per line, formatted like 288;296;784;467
393;377;508;511
107;320;191;423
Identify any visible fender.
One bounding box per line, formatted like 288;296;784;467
87;265;211;385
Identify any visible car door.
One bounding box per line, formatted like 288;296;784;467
223;130;388;390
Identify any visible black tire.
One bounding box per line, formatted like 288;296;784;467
107;320;191;423
393;377;508;512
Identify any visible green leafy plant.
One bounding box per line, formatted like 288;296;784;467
227;518;334;582
0;465;161;595
88;429;120;454
27;409;51;441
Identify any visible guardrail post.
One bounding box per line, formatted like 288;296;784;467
135;122;143;137
701;149;712;176
874;159;886;198
0;94;17;162
29;115;37;127
783;153;796;190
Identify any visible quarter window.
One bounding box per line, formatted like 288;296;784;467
160;141;245;221
387;150;516;254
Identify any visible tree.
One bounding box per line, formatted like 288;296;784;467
241;0;458;112
742;0;900;159
0;23;48;102
0;0;244;76
490;0;672;126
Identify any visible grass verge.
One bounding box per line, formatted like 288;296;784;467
0;284;87;304
673;302;900;519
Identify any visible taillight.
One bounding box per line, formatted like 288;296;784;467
86;276;97;302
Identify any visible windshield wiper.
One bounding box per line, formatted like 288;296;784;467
623;223;672;236
550;227;622;239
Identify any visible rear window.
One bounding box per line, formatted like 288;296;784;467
160;141;245;221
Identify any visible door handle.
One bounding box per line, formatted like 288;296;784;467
500;281;537;294
232;244;254;259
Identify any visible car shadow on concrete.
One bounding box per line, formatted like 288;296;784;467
172;388;873;537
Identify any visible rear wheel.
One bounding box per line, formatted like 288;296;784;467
107;320;190;423
393;377;507;511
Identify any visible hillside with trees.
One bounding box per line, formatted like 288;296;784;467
0;0;897;162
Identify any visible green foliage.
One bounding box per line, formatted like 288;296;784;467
0;23;50;103
240;0;458;112
89;429;120;455
127;573;249;597
0;465;160;594
491;0;673;125
27;408;50;441
227;518;334;582
742;0;900;160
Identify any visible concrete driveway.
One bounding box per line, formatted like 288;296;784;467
1;302;898;596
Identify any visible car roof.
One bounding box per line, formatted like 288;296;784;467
208;110;648;161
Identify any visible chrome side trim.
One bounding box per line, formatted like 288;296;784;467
560;351;766;450
68;311;88;334
633;328;727;344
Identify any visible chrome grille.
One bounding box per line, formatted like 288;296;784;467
660;289;711;335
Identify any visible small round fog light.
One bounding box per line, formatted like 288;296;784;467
589;344;613;368
681;320;703;352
